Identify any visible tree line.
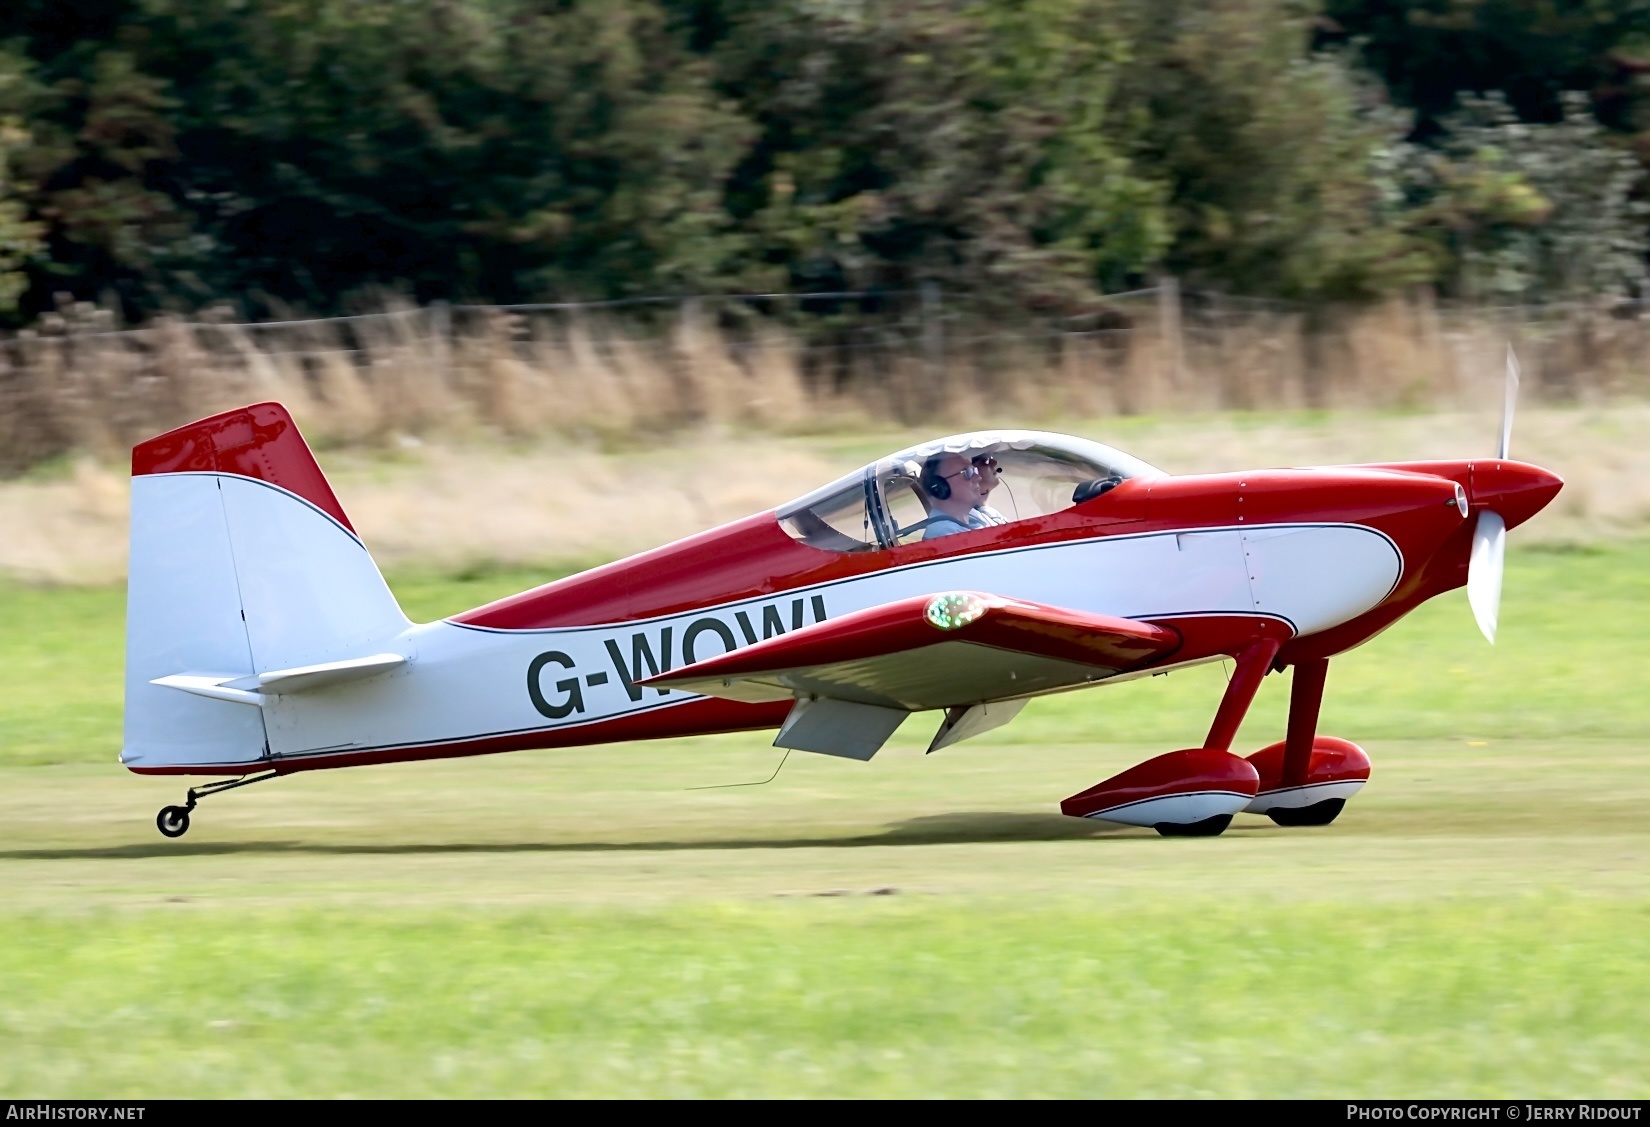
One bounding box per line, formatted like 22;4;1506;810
1;0;1648;325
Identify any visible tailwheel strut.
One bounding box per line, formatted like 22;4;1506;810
155;770;280;839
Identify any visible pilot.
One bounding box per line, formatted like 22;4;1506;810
920;452;1008;539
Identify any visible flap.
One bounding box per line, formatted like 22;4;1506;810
641;592;1178;712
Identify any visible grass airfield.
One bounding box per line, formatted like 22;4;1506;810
2;544;1649;1096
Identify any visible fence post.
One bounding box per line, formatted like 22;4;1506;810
678;295;705;420
1157;274;1183;396
429;299;452;386
921;282;944;385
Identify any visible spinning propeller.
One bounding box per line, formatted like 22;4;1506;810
1466;346;1519;643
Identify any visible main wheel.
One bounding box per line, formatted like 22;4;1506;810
156;805;191;838
1266;798;1345;827
1153;814;1232;837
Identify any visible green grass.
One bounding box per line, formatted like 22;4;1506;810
4;899;1646;1097
2;734;1648;1097
2;544;1649;1096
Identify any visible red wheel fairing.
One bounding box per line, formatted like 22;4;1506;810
1244;736;1371;813
1060;748;1259;825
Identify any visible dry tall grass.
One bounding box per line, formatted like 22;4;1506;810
5;404;1646;586
6;289;1650;476
5;289;1649;584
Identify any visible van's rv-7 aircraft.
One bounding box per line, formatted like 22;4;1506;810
126;361;1560;839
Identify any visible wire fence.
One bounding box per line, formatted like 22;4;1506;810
4;282;1648;474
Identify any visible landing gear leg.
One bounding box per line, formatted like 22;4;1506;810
1281;658;1328;789
1202;638;1284;754
1245;658;1369;826
1265;658;1336;827
155;770;279;838
1149;636;1281;838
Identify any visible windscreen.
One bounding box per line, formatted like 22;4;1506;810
778;431;1159;552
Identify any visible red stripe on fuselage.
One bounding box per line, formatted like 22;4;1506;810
126;695;796;777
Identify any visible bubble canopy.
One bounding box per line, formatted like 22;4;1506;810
777;430;1163;553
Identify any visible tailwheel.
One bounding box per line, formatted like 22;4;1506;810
1265;798;1345;827
1153;814;1233;838
152;769;280;838
156;805;192;838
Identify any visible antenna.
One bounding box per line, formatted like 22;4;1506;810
687;748;793;790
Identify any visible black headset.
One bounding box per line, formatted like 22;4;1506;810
920;454;952;501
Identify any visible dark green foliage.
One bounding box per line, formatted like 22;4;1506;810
0;119;44;311
704;0;1168;305
1396;93;1649;300
0;0;1646;321
1320;0;1650;130
2;1;756;316
1116;0;1436;299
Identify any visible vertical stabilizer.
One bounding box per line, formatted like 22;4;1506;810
124;403;409;772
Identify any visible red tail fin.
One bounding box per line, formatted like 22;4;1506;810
133;402;354;533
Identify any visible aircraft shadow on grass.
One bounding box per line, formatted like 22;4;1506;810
0;809;1261;861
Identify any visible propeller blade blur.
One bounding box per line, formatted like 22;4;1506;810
1468;509;1506;644
1499;346;1520;460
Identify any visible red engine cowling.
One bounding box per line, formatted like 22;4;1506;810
1244;736;1370;814
1060;748;1259;827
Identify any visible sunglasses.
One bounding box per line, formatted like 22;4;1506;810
945;461;996;482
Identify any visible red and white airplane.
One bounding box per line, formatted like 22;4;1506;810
125;362;1560;838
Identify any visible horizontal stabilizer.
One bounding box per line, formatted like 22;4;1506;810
149;674;268;707
228;652;407;693
153;653;406;707
642;592;1177;713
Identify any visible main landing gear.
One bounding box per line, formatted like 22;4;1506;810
1153;814;1235;838
1059;645;1371;836
155;770;279;838
1264;798;1346;827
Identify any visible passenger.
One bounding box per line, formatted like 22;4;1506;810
920;452;1006;539
970;454;1009;525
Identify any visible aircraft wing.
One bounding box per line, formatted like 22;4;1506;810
641;592;1178;712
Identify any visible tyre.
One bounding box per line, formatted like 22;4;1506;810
1266;798;1345;827
1153;813;1232;837
156;805;191;838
